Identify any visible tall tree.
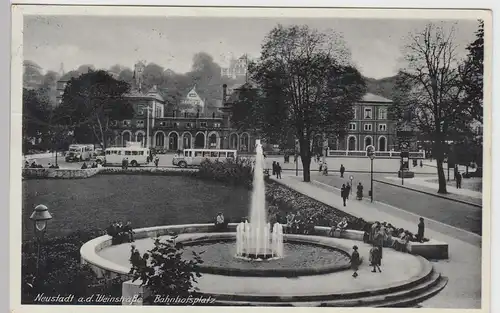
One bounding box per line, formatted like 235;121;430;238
462;20;484;124
23;88;50;143
56;70;134;149
394;23;473;193
236;24;366;182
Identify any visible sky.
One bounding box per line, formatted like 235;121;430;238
23;15;479;79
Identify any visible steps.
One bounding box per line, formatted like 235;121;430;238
205;265;448;308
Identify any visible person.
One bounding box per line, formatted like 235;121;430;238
345;183;351;199
350;246;361;278
356;182;364;200
154;155;159;168
420;160;423;168
123;221;134;242
272;161;277;176
215;212;226;231
341;184;348;207
276;162;282;179
456;171;462;189
24;160;29;168
322;162;328;176
340;164;345;178
413;159;418;167
81;162;88;169
319;161;323;173
124;157;129;169
370;221;380;243
417;217;425;242
286;212;295;234
369;245;382;273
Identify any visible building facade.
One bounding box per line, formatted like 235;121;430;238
327;93;397;152
56;62;398;154
220;55;249;80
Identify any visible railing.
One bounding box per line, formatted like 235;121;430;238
327;150;426;159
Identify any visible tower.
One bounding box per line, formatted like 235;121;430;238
58;62;65;77
134;61;146;92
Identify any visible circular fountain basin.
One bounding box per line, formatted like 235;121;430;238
182;240;351;277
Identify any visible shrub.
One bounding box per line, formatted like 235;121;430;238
129;237;204;305
22;230;123;305
195;158;254;187
106;222;134;245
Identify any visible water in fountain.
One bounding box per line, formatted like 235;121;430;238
236;140;284;260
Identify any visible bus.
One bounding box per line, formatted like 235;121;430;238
65;144;95;162
96;146;149;167
172;149;237;168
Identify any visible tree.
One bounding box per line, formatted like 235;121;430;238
129;238;203;305
23;88;50;150
394;23;474;193
236;24;366;182
142;63;165;91
23;60;44;89
57;70;134;149
462;20;484;124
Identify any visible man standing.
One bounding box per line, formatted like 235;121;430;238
276;162;282;179
340;164;345;178
456;172;462;189
417;217;425;242
341;184;348;207
345;183;351;199
272;161;277;176
154;155;159;168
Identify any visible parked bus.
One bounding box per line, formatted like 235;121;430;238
172;149;237;168
96;146;149;167
65;144;95;162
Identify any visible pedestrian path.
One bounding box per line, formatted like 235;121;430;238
384;176;482;200
269;174;483;309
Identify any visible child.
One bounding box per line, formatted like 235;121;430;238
350;245;360;278
369;245;382;273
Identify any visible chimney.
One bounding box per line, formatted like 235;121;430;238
222;84;227;104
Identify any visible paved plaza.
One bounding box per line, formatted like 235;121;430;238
268;174;482;309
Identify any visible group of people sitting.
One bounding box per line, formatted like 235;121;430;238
285;211;317;235
81;162;99;169
106;221;135;244
364;219;426;252
24;160;61;169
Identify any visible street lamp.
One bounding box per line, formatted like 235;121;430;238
29;204;52;279
366;145;375;203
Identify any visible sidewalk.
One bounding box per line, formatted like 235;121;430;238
385;176;482;200
270;174;482;309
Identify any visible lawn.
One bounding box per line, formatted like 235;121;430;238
22;175;252;240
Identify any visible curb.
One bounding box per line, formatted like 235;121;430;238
373;179;482;208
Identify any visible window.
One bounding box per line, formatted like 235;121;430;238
219;152;227;157
136;120;144;127
211;151;218;157
159;121;166;126
352;108;357;119
122;120;130;126
364;124;373;131
379;124;387;131
203;151;211;157
173;123;178;128
186;123;192;128
195;151;203;157
132;151;138;155
125;151;131;155
364;108;373;119
227;152;235;158
378;108;387;120
200;122;208;128
349;123;356;131
214;123;221;128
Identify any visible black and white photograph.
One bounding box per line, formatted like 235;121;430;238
11;5;491;311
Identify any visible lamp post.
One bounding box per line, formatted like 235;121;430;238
366;145;375;203
29;204;52;280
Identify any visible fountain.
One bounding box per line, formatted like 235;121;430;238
236;139;284;260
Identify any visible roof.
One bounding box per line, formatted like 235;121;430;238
361;93;393;103
124;85;165;103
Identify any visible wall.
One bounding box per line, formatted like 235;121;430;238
22;168;101;179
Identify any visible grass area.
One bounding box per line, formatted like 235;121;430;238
22;175;252;240
426;178;483;192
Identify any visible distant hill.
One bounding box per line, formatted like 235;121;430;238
364;75;398;100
